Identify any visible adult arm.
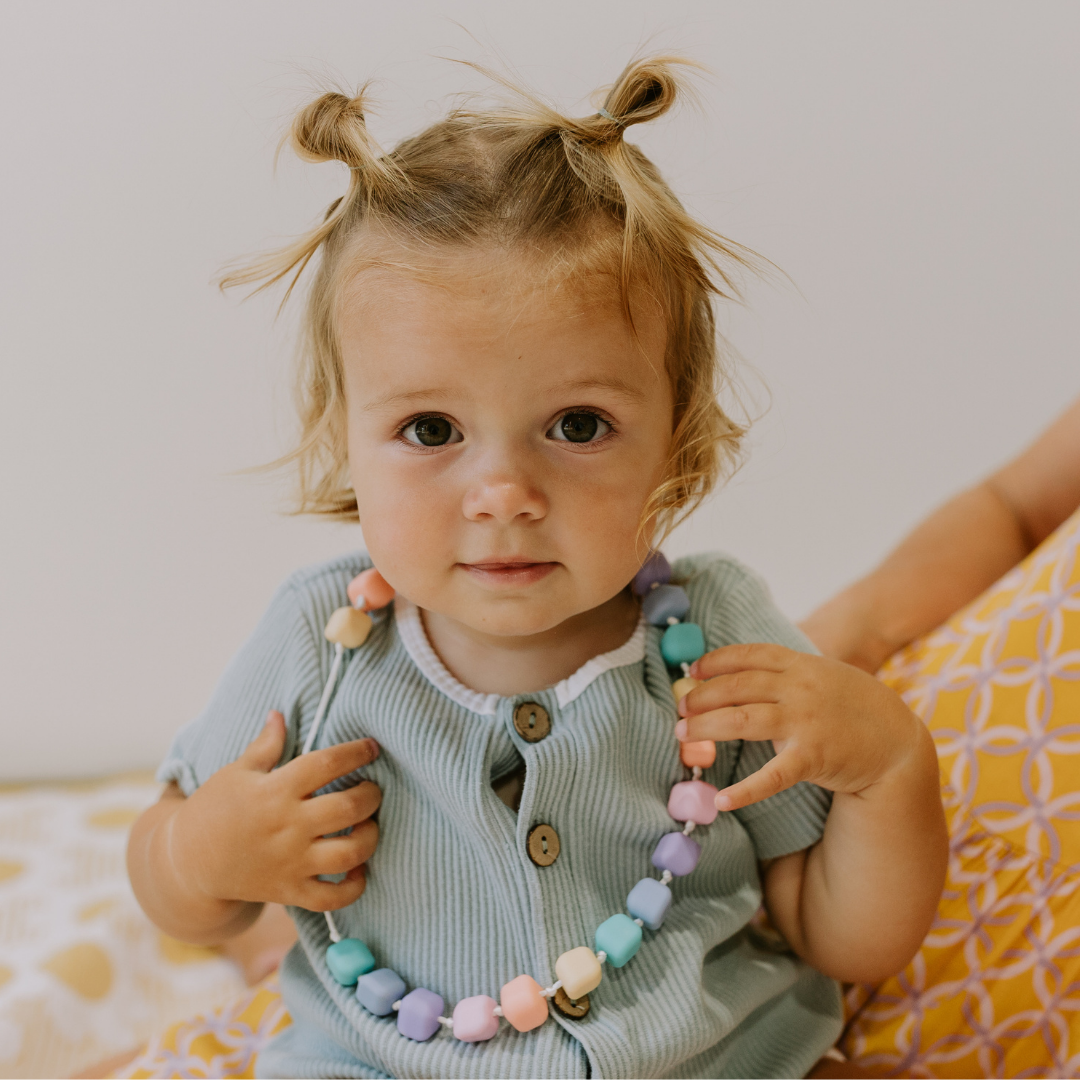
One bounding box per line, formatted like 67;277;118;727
802;395;1080;670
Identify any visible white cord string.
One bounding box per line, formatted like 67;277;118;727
682;820;696;836
540;980;563;998
300;640;348;945
303;642;345;755
660;870;673;886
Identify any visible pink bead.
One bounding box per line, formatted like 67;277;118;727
452;995;499;1042
499;974;548;1032
347;568;395;611
668;779;719;825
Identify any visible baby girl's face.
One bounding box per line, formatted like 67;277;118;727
338;248;673;639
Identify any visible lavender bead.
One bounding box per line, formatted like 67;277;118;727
641;584;691;626
632;551;672;596
651;831;701;877
397;987;445;1041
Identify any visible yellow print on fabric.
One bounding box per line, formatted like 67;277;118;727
842;508;1080;1078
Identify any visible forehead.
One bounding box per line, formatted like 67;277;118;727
335;245;667;395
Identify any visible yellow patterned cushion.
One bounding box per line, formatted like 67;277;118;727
842;508;1080;1078
119;976;290;1080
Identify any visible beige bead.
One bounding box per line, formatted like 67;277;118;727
671;676;701;702
324;606;372;648
554;946;602;1001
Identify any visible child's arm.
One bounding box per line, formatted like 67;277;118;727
677;645;947;984
128;711;381;946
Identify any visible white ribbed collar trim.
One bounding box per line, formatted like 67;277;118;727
394;598;647;715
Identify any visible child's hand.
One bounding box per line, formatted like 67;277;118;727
676;644;925;810
169;711;381;912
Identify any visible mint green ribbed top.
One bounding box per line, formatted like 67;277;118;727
159;552;841;1079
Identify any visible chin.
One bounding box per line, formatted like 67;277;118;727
463;599;576;639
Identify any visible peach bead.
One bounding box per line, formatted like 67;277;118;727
680;739;716;769
347;568;395;611
668;779;720;824
671;676;700;702
554;947;602;1001
324;606;373;648
499;974;548;1032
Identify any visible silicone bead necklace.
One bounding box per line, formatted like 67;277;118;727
308;553;716;1043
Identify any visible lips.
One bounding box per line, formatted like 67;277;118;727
459;560;558;588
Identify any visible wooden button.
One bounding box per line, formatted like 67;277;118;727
526;823;560;867
513;702;551;742
552;987;590;1018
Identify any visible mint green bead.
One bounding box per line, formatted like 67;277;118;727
660;622;706;666
326;938;376;985
595;913;642;968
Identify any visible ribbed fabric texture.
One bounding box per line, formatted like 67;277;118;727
159;552;842;1079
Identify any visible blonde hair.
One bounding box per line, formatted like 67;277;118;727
223;56;764;542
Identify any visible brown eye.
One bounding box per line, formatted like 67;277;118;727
550;411;610;444
402;416;462;447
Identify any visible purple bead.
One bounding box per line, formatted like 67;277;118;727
651;831;701;877
396;987;445;1041
632;551;672;596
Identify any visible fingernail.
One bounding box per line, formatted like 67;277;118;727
677;697;689;717
715;792;732;811
688;661;699;677
365;739;380;759
674;719;688;740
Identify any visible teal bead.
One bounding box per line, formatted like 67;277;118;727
326;938;376;986
594;913;643;968
660;621;706;666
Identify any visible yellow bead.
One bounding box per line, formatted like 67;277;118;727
324;607;372;648
554;946;602;1000
671;676;700;702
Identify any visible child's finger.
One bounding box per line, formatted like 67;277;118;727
307;821;379;877
689;643;793;680
713;750;804;812
306;780;382;835
675;703;781;744
678;670;782;716
284;738;380;795
298;871;369;913
238;711;287;772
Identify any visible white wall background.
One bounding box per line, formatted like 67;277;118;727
1;1;1077;780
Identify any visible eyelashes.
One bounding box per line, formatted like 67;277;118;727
400;415;463;448
547;410;613;444
394;408;617;451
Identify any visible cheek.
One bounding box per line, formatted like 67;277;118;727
350;446;457;579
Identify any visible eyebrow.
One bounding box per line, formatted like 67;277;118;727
360;387;455;413
359;376;647;413
556;377;647;403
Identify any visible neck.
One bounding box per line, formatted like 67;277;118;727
420;590;640;696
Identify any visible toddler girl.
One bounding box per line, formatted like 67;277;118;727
128;58;947;1079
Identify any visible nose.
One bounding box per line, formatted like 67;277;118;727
461;465;548;525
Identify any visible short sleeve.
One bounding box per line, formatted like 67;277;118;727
680;554;834;860
156;579;325;796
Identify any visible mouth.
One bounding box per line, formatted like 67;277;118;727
458;559;559;588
